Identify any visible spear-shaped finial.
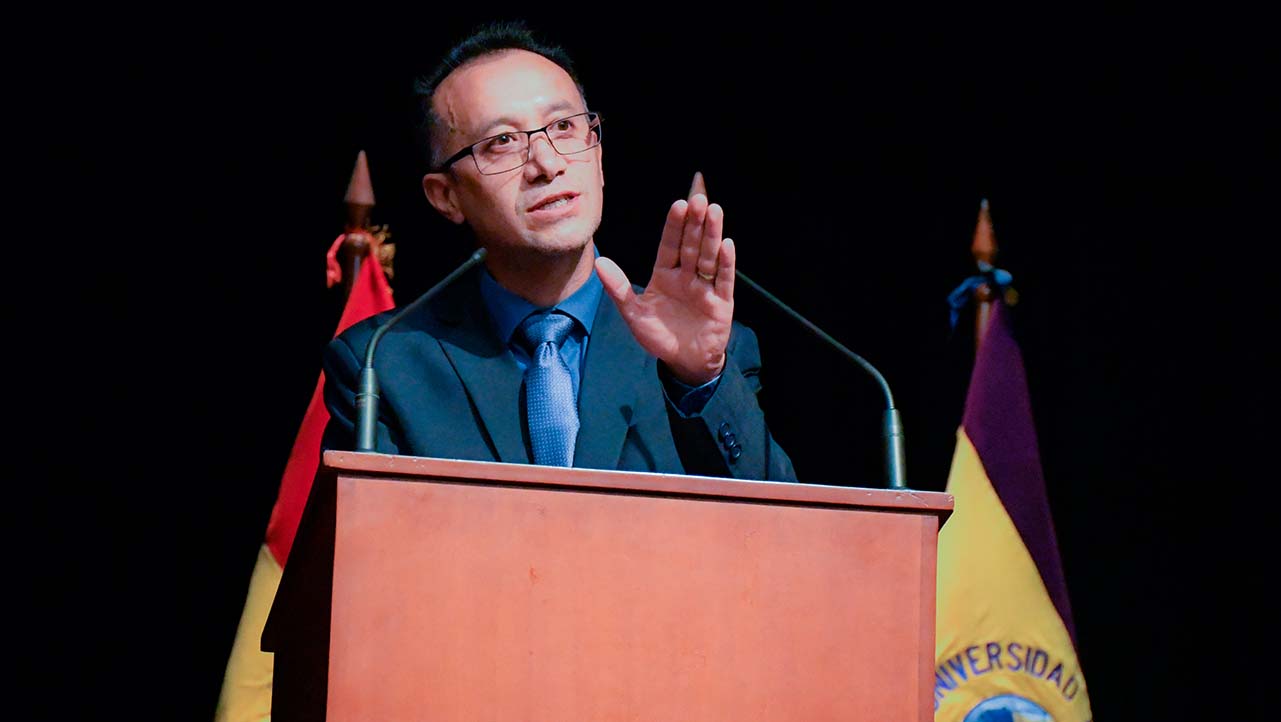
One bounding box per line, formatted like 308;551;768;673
972;198;996;267
344;149;376;231
687;170;707;201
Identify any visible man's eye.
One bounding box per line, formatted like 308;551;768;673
481;134;521;154
550;118;581;138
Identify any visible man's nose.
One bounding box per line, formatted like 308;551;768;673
524;132;567;179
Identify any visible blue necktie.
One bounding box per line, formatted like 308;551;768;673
518;312;579;466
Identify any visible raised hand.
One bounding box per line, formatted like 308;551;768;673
595;192;735;385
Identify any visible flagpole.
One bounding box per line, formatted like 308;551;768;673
971;198;998;348
217;150;396;722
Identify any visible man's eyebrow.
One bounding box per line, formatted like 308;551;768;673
474;100;581;137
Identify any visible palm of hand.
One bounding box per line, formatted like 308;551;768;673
595;194;737;386
624;264;733;383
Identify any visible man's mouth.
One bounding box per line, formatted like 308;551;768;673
528;192;578;212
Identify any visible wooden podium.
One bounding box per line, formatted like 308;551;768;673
263;451;952;721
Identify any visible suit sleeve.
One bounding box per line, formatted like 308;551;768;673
665;323;797;482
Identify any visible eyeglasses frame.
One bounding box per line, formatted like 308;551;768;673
433;111;602;175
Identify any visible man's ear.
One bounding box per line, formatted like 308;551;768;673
422;172;466;224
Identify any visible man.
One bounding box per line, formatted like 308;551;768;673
321;22;795;481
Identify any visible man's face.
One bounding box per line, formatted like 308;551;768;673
424;50;604;257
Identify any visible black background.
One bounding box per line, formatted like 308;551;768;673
26;6;1271;720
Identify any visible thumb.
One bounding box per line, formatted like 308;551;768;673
595;256;636;309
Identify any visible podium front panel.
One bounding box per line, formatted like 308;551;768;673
326;469;942;722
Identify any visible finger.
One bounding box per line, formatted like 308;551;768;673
655;199;687;269
679;193;708;281
595;256;637;309
714;237;736;303
697;202;724;280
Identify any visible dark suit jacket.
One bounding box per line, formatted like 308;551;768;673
321;267;796;481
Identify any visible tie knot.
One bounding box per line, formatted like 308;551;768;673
518;311;575;352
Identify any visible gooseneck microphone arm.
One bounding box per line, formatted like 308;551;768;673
355;248;488;452
735;270;908;490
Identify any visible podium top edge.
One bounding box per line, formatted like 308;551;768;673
321;451;954;515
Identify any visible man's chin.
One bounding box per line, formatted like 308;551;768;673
481;235;591;267
522;222;597;256
530;236;591;257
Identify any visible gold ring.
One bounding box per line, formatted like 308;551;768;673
697;271;716;282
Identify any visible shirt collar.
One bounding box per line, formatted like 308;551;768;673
478;257;604;344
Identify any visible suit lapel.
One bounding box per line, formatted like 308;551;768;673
574;295;645;469
433;274;529;464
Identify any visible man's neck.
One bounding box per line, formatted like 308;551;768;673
483;241;597;308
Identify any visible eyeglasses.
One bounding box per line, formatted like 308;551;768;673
435;112;602;175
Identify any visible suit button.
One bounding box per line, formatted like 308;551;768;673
728;446;743;462
718;422;732;441
721;431;736;448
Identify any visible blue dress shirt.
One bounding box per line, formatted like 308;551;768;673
479;266;601;393
478;265;719;417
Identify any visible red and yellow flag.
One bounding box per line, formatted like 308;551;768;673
934;299;1093;721
215;237;393;722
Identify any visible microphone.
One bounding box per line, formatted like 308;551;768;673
355;248;488;452
736;270;908;490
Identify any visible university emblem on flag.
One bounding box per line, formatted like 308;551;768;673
963;694;1051;721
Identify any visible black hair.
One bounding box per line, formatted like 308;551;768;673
413;20;586;171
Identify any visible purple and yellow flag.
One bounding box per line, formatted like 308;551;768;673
934;299;1092;721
